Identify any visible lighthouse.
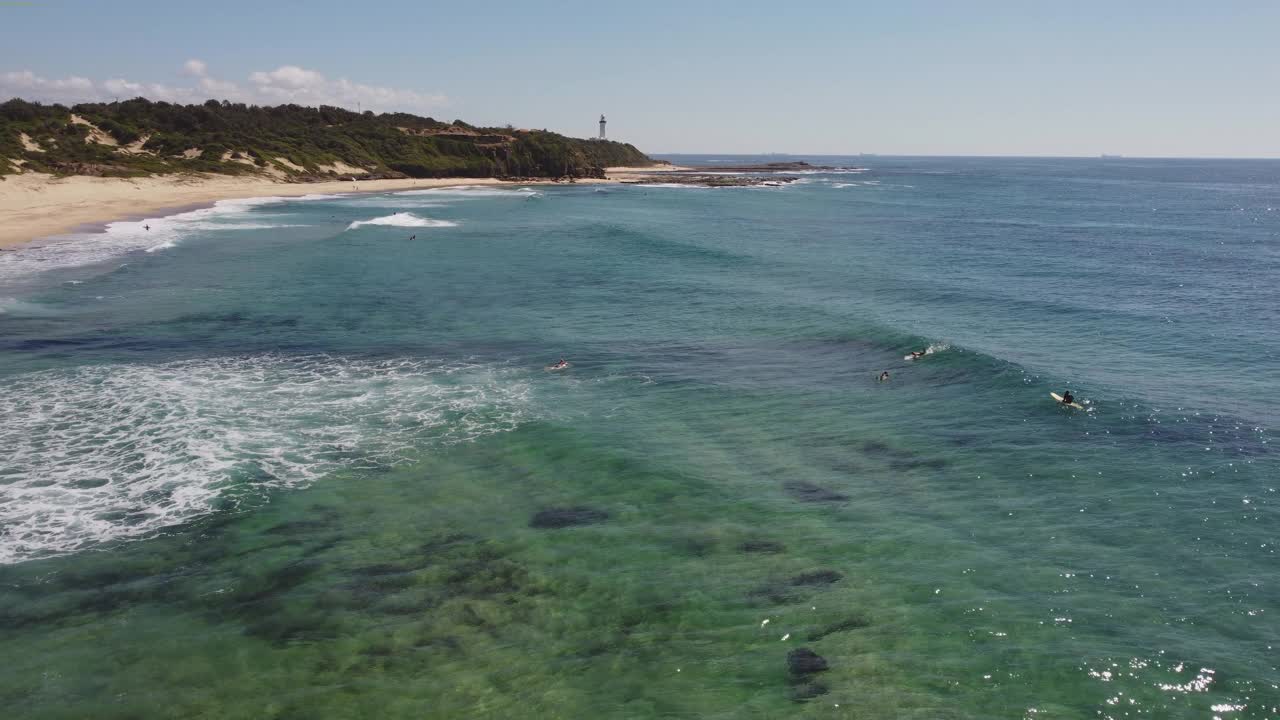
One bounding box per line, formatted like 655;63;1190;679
598;114;606;140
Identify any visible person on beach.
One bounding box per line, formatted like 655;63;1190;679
879;371;890;382
1060;390;1074;405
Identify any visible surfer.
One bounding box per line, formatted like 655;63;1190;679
878;371;890;382
1060;390;1074;405
909;349;926;359
409;234;416;241
548;357;570;370
144;224;150;231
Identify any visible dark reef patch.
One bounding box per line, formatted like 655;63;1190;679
787;647;830;675
808;615;871;641
783;481;849;504
790;570;842;587
529;506;610;529
739;540;786;554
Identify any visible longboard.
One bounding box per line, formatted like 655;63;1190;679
1050;392;1085;410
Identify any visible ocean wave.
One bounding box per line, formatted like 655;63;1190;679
903;342;951;360
786;168;869;175
0;196;321;282
345;212;459;230
0;297;61;317
394;185;540;198
632;183;713;189
0;355;533;564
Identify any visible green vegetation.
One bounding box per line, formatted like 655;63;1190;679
0;97;653;179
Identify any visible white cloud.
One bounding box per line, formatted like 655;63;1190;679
246;65;448;112
102;78;141;95
249;65;323;90
2;70;96;102
1;62;448;113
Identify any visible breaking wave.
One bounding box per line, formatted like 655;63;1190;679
394;185;541;198
0;355;532;563
0;195;324;282
345;212;459;230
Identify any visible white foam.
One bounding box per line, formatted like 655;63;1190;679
783;168;869;175
633;183;712;189
394;185;540;198
0;355;532;564
345;212;458;230
0;195;320;282
0;297;61;316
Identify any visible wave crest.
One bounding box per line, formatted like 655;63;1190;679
346;212;458;230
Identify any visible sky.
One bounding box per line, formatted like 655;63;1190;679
2;0;1278;157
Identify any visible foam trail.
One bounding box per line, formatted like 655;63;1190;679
346;212;458;230
0;355;532;564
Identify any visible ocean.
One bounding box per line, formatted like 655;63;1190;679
0;156;1277;718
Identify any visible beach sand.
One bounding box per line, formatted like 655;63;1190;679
0;166;683;249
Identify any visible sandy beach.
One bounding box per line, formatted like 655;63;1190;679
0;166;683;249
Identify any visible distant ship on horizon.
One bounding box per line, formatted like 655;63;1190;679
1100;153;1123;159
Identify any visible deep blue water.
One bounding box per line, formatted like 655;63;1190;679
0;157;1278;718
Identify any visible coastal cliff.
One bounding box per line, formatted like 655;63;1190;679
0;98;653;180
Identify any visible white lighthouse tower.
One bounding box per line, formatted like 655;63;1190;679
598;114;606;140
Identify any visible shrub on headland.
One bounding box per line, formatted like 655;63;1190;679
0;97;652;178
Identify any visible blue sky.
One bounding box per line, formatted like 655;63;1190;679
3;0;1278;156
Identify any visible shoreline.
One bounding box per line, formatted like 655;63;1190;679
0;166;681;250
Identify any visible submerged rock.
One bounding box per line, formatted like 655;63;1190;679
787;647;830;675
751;570;841;605
783;481;849;503
739;539;786;554
808;615;871;641
790;681;830;702
529;506;610;529
790;570;843;586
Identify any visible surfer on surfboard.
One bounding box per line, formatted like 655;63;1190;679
546;357;570;371
1050;390;1085;410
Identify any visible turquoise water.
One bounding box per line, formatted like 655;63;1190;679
1;158;1278;718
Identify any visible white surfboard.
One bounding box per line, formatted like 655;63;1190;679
1050;392;1085;410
